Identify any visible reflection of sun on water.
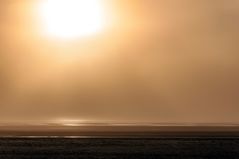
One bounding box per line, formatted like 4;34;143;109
53;119;89;126
39;0;106;39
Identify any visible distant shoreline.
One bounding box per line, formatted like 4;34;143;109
0;125;239;137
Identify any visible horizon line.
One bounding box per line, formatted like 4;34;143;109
0;122;239;127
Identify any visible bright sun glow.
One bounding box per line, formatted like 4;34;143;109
40;0;105;39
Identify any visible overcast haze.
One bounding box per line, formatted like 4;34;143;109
0;0;239;124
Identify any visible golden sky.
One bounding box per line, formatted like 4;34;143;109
0;0;239;124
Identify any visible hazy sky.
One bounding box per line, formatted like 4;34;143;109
0;0;239;123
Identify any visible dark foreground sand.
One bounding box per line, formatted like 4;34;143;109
0;137;239;159
0;125;238;158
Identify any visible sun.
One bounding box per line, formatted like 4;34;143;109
40;0;106;39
